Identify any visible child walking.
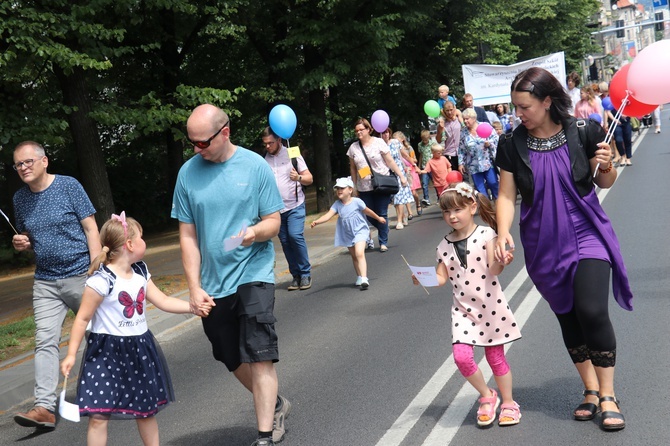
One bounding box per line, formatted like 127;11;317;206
61;212;212;446
412;182;521;426
311;177;385;290
419;143;452;197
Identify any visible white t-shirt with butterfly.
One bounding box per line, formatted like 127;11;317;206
86;261;150;336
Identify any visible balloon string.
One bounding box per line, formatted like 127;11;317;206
594;91;629;179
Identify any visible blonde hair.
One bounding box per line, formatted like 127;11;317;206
88;215;143;275
431;143;443;153
420;129;430;139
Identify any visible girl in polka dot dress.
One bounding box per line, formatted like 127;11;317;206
412;182;522;427
61;212;212;446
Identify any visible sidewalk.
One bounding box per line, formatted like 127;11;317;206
0;200;397;412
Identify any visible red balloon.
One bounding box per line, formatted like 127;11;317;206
446;171;463;184
609;64;657;118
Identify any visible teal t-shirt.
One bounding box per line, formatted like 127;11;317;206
171;147;284;298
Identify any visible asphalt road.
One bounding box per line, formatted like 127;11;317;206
1;116;669;445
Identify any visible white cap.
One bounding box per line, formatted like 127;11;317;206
333;177;354;189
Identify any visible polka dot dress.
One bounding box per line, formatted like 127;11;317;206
436;226;521;346
77;331;174;419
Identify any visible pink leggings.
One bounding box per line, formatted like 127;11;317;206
453;343;510;378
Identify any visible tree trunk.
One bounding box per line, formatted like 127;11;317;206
53;65;114;227
160;8;184;194
308;87;333;212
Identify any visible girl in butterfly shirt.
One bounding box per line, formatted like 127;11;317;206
61;212;212;446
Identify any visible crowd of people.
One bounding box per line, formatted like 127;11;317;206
7;66;642;445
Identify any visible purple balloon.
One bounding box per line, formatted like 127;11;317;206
601;96;614;111
371;110;390;133
588;113;602;124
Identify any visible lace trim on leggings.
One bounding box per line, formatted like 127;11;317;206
567;344;590;364
589;349;616;368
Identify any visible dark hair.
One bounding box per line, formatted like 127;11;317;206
439;183;497;232
261;126;279;139
567;71;581;87
511;67;572;124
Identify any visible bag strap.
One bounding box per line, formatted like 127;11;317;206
290;155;299;202
358;140;376;179
576;119;588;148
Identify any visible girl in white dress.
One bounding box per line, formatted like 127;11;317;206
61;212;212;446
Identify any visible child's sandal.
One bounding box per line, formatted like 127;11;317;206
476;388;499;426
498;401;522;426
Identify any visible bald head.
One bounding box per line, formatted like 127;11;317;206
188;104;229;133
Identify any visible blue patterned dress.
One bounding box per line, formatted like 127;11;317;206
388;139;414;205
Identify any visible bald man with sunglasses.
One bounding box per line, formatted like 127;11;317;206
172;104;290;446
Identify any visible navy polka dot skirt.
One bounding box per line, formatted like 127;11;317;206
76;330;174;419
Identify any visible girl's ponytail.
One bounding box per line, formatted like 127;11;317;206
475;192;497;233
88;246;109;275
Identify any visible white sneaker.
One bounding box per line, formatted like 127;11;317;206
396;223;404;230
355;276;363;286
360;277;369;290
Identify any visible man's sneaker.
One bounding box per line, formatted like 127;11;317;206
273;395;292;443
360;277;369;290
251;438;274;446
287;278;300;291
355;276;363;286
299;276;312;290
421;198;431;207
366;239;375;250
14;406;56;429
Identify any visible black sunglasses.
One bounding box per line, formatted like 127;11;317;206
187;121;228;149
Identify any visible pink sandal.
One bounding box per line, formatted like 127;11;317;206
498;401;522;426
476;388;500;426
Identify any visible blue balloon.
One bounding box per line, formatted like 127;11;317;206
269;104;297;139
601;96;614;111
588;113;602;124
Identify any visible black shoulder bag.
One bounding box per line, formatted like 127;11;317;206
359;140;399;195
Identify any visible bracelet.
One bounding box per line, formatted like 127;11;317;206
598;161;613;174
298;175;302;182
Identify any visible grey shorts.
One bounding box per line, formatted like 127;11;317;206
201;282;278;371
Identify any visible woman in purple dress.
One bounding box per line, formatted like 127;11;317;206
494;67;633;432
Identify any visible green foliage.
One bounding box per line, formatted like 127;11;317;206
0;0;605;227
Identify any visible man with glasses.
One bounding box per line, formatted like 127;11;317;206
262;126;313;291
11;141;100;430
172;105;290;446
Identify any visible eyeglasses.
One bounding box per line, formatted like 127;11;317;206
12;157;43;171
187;121;228;149
354;127;369;134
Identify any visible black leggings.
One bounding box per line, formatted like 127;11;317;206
555;259;616;367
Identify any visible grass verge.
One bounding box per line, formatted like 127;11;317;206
0;274;187;364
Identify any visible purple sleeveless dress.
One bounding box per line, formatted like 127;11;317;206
520;141;633;314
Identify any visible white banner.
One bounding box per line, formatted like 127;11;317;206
462;52;566;107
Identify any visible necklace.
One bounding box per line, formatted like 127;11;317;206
527;130;567;151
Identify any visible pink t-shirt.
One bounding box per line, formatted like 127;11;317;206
425;156;451;189
574;100;601;120
346;137;391;192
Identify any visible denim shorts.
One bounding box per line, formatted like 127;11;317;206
201;282;279;371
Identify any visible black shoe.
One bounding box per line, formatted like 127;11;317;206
299;276;312;290
287;278;300;291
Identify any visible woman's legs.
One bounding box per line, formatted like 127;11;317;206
556;259;622;427
483;168;499;200
359;192;390;246
613;126;628;163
